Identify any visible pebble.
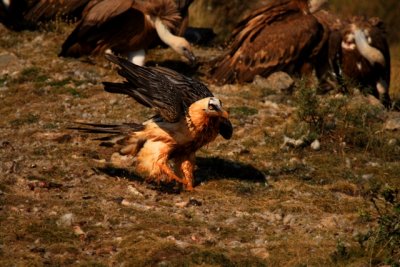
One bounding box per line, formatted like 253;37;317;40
57;213;75;227
127;185;144;198
310;139;321;151
250;248;270;260
283;214;295;225
388;139;397;146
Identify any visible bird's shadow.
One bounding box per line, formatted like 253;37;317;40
95;157;266;193
194;157;266;184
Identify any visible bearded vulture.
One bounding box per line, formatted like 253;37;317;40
0;0;91;31
329;16;391;108
59;0;196;66
72;54;232;191
210;0;329;85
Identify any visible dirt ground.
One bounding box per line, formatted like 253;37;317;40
0;23;399;266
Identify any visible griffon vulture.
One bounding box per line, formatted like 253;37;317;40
210;0;329;85
0;0;91;31
59;0;196;66
329;16;391;108
72;54;232;191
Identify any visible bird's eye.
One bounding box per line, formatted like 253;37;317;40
208;104;215;110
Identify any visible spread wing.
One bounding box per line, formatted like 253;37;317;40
103;54;213;123
211;13;323;84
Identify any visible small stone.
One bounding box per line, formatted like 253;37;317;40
253;72;294;93
362;174;374;180
345;158;351;169
250;248;270;260
73;226;86;238
283;214;295;225
127;185;144;198
384;114;400;131
310;139;321;151
57;213;75;227
388;139;397;146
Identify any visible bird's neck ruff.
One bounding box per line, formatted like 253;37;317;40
154;17;181;48
353;28;386;66
186;101;217;139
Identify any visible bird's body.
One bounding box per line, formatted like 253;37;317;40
59;0;195;66
329;16;391;108
210;0;327;85
74;54;232;190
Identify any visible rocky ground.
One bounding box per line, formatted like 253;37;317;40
0;24;399;266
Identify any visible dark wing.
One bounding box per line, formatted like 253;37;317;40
103;54;184;123
211;13;323;84
151;66;213;105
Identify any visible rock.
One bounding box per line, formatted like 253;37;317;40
281;135;307;149
253;72;294;94
319;215;338;229
362;174;374;180
73;226;86;239
0;52;22;74
283;214;295;225
388;139;397;146
127;185;144;198
384;113;400;131
250;248;270;260
57;213;75;227
310;139;321;151
121;199;152;211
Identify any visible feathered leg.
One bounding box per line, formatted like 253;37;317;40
174;153;195;191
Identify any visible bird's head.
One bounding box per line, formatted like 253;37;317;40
171;37;196;65
200;97;229;119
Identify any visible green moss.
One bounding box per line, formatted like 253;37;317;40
229;106;258;116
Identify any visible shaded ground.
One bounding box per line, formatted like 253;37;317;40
0;23;399;266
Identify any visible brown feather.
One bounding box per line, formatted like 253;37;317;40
210;0;325;85
59;0;184;58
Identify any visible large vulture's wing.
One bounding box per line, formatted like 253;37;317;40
229;0;305;52
23;0;92;22
59;0;144;57
103;54;185;123
212;13;323;84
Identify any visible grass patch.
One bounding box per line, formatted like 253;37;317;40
23;219;76;245
15;66;48;84
10;113;40;126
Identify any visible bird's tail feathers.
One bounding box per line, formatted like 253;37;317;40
69;121;144;137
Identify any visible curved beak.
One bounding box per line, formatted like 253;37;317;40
184;49;197;65
216;106;229;119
